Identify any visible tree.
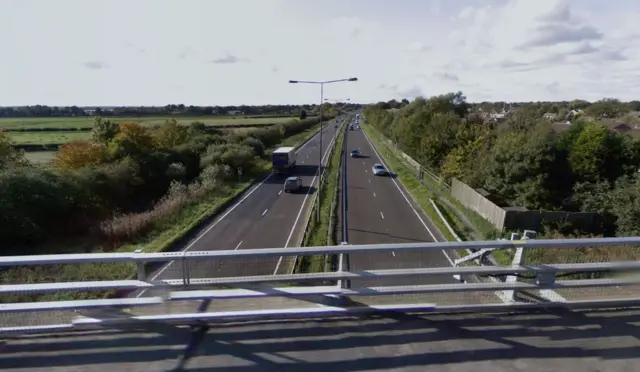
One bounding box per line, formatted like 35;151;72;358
0;133;27;169
299;110;307;120
609;176;640;236
54;141;107;170
584;98;625;118
482;123;558;209
112;121;155;155
91;116;119;144
568;123;613;182
154;119;190;148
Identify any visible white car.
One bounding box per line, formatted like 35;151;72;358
372;163;388;176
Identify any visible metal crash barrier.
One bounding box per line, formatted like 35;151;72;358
2;237;640;335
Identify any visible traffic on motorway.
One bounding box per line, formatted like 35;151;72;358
342;113;457;288
135;117;348;296
135;111;454;295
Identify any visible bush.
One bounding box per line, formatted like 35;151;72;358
0;113;334;251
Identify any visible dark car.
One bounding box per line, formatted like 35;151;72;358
350;149;361;158
283;176;303;193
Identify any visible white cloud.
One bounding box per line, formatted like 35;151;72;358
0;0;638;105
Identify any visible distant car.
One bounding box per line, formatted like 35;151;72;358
349;125;354;130
283;176;303;193
372;163;388;176
334;124;338;128
350;149;361;158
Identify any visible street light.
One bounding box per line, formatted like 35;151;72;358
289;77;358;221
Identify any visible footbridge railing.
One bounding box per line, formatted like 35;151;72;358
2;237;640;335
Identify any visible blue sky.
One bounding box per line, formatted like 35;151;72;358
0;0;638;105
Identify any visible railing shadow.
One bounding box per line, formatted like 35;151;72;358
3;307;640;371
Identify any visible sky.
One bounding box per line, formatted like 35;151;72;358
0;0;639;106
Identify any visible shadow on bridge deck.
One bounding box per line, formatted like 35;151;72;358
2;307;640;371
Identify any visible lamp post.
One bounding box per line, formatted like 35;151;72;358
289;78;358;221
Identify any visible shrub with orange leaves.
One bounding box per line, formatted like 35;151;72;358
113;121;155;154
54;140;107;170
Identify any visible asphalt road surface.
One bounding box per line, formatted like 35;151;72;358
344;123;459;288
138;120;344;292
3;307;640;371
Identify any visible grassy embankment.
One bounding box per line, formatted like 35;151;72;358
1;119;327;302
294;124;346;274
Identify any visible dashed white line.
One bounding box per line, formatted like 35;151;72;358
368;179;371;183
361;129;455;266
136;124;332;298
365;170;368;173
234;241;243;250
373;192;376;197
380;212;385;219
392;251;396;257
278;190;282;196
262;209;269;216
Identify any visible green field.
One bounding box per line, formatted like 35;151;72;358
0;115;306;130
24;151;57;164
9;131;91;145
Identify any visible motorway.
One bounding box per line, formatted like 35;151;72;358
139;119;344;290
344;122;459;288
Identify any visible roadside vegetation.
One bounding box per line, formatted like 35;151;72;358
364;94;640;266
0;112;336;303
295;123;346;274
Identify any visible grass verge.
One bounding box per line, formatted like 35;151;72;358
1;120;328;303
295;125;345;274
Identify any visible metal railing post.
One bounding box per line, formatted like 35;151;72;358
181;251;191;287
134;247;147;281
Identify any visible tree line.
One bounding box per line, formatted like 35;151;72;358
364;93;640;237
0;103;359;118
0;115;332;254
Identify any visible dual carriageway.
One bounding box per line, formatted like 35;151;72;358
3;115;640;371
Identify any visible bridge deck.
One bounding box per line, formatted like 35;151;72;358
2;307;640;371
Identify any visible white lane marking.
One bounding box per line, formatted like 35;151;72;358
373;192;376;197
273;125;342;275
234;241;243;250
278;190;282;196
301;161;304;164
380;212;385;219
368;179;371;183
137;125;331;297
361;130;455;266
262;209;269;216
365;170;368;173
392;251;396;257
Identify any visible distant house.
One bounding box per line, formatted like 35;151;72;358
566;109;581;120
543;112;558;120
227;110;243;115
613;123;632;133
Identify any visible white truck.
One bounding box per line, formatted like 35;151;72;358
272;147;297;174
